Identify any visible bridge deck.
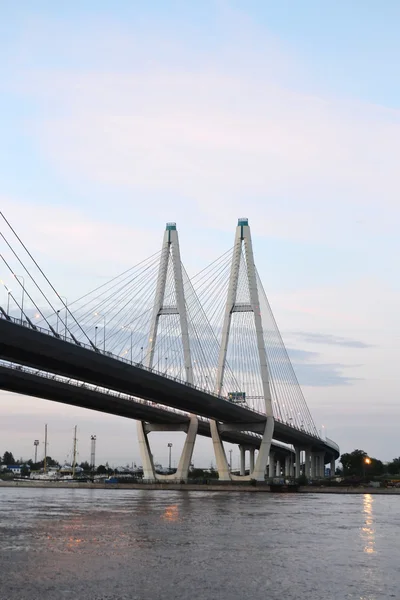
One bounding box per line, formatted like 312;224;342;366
0;318;339;459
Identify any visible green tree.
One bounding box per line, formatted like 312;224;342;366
96;465;107;475
20;465;30;478
189;468;207;479
388;458;400;475
2;451;16;465
340;450;367;476
79;461;91;472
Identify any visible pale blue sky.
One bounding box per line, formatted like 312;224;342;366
0;1;399;466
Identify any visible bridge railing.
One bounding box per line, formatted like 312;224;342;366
325;437;340;453
0;311;322;440
0;359;272;443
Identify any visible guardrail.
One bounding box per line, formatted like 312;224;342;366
0;311;323;441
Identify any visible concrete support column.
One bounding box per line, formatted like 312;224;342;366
305;449;311;479
295;447;301;479
269;451;275;479
249;448;255;474
240;446;246;476
311;453;316;479
276;459;281;477
330;457;336;478
289;456;294;478
319;453;325;478
284;455;290;477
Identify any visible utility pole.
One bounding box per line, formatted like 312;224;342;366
90;435;96;474
72;426;77;478
44;424;48;473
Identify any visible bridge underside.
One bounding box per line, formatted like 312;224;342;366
0;319;339;469
0;363;293;457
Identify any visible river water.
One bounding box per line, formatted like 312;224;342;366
0;488;398;600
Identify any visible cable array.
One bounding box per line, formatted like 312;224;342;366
191;246;319;436
0;212;319;437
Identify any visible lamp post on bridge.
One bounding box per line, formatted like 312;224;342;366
59;297;68;339
5;286;12;314
13;274;25;322
122;325;134;365
94;313;106;352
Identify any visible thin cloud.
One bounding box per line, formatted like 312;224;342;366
292;331;373;349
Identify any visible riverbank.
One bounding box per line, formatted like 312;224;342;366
1;481;400;494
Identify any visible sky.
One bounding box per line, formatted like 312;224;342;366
0;1;399;468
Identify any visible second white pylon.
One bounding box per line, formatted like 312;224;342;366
211;218;275;481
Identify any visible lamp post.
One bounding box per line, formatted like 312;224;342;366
13;275;25;321
363;456;371;479
94;313;106;351
95;326;98;347
167;443;172;471
6;287;12;314
123;326;134;364
60;296;68;339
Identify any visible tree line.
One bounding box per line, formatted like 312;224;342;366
339;449;400;477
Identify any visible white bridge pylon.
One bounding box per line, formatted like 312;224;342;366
137;223;198;481
210;218;275;481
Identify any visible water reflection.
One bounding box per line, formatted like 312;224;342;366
162;504;179;522
361;494;375;555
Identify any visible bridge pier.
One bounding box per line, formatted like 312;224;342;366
330;457;336;477
137;415;198;481
305;448;311;479
269;451;275;479
211;418;274;482
240;446;246;475
295;447;301;478
317;453;324;478
249;447;255;473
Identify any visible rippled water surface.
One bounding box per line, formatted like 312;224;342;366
0;488;399;599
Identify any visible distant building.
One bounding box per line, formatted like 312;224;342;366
4;465;24;475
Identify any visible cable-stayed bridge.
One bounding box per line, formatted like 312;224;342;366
0;215;339;481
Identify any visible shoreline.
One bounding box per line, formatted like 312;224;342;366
1;481;400;494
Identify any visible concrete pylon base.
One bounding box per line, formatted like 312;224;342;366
211;417;275;482
137;415;198;481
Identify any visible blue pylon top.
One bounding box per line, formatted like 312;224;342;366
237;218;248;226
166;222;177;230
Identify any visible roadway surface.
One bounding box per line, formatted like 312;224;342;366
0;317;340;460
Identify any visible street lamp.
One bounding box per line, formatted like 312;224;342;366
13;274;25;322
59;296;68;338
122;325;134;365
94;313;106;352
6;287;12;314
363;456;371;478
167;442;172;471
